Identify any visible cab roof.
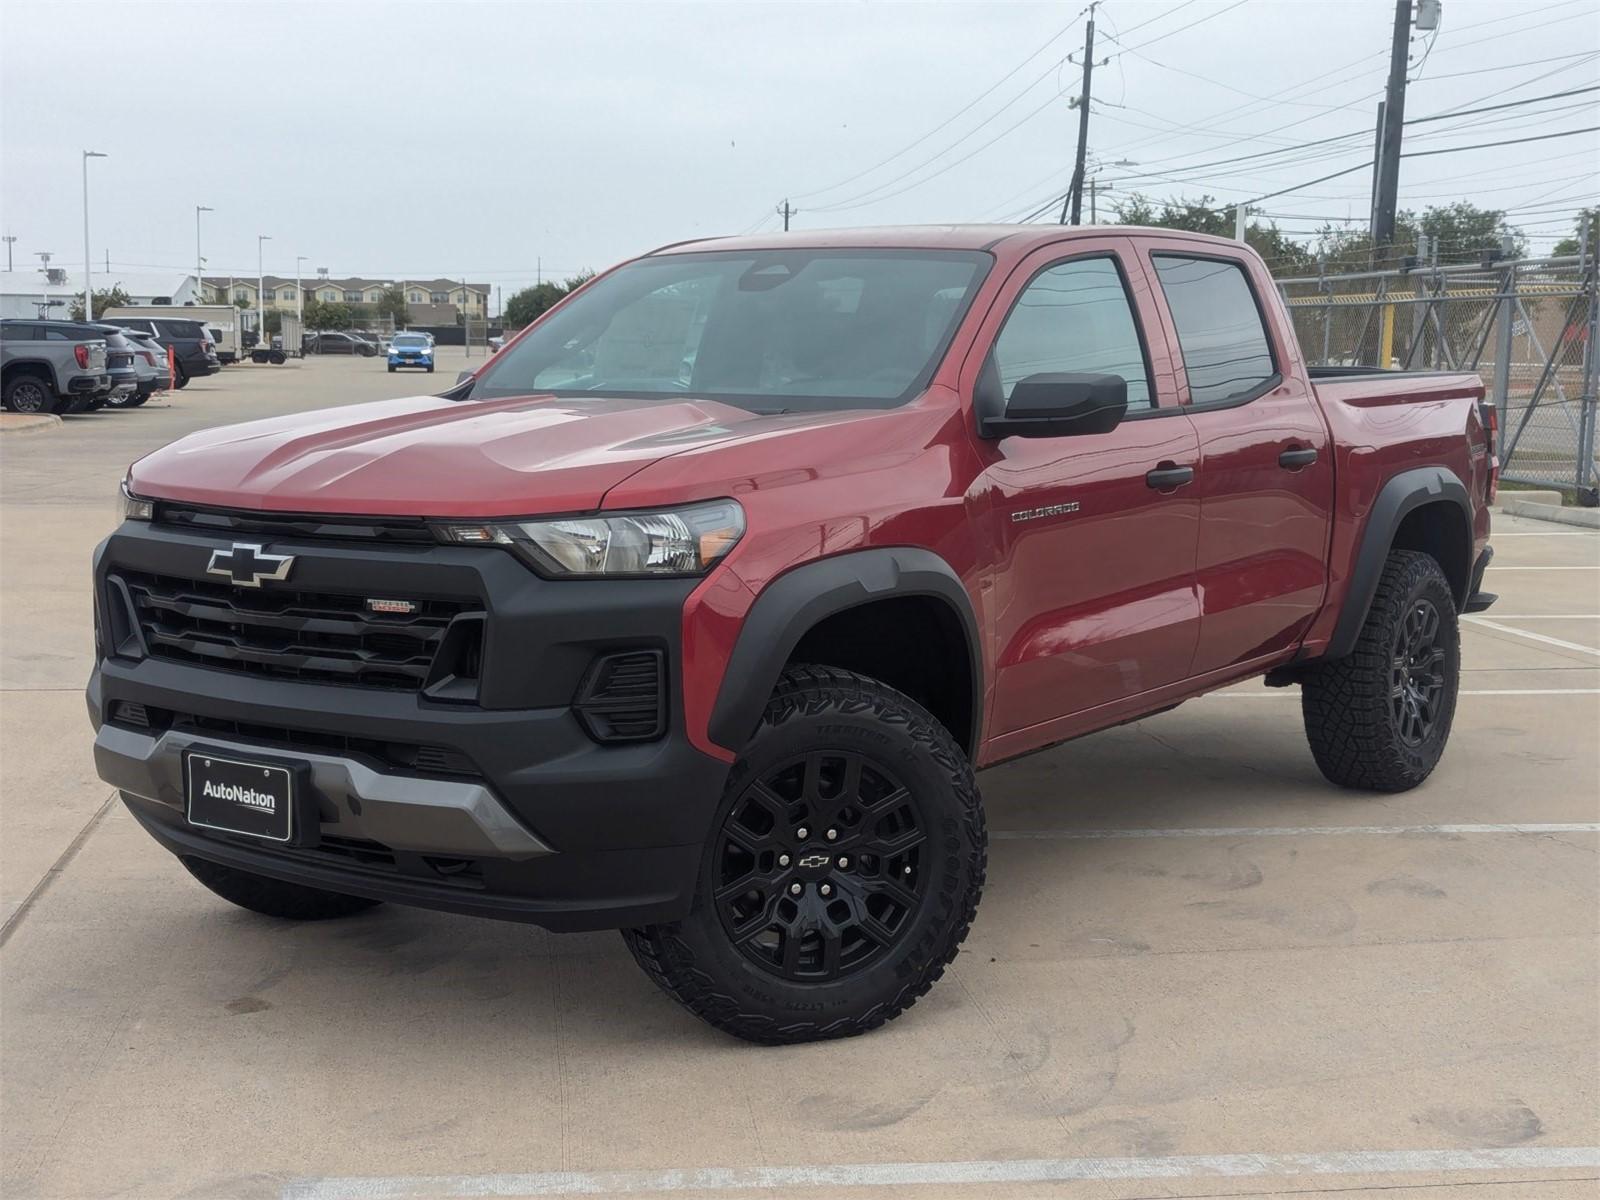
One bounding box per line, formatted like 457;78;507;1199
645;224;1246;260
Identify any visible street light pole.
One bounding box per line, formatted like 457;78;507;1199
2;235;15;272
257;234;271;348
295;255;306;332
195;206;212;304
82;150;106;320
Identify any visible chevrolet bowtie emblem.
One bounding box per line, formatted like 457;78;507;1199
206;543;295;588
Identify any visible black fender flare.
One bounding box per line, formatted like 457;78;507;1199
707;547;983;754
1325;465;1473;659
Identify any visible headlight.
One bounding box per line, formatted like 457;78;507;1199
436;500;744;577
121;481;153;521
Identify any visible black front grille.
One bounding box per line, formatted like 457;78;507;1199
117;570;478;691
153;503;437;545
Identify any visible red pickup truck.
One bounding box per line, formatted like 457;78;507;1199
91;226;1496;1044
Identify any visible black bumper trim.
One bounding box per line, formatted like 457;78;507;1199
1464;545;1496;613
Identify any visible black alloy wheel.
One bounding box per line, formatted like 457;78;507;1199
1391;598;1445;746
715;750;926;982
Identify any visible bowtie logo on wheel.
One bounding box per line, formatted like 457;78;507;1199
206;543;296;588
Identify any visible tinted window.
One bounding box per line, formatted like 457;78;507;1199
4;324;41;340
117;319;154;333
1151;256;1275;405
989;256;1152;411
157;319;205;339
475;250;989;412
43;327;73;340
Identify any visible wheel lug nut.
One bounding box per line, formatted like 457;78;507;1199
819;884;832;897
797;826;809;839
825;828;838;841
903;865;913;875
837;856;849;869
789;882;802;895
777;854;790;867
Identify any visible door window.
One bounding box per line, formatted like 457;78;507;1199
1150;256;1276;405
989;256;1152;411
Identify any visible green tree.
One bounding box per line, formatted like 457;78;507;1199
503;271;596;330
301;298;352;330
373;285;409;326
1552;208;1597;258
1112;194;1316;275
68;285;132;321
264;310;283;335
1313;202;1525;269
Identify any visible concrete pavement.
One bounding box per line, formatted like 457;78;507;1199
2;350;1595;1199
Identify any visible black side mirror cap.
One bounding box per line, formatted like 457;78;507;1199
980;372;1129;439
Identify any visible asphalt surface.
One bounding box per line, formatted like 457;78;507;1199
2;348;1596;1200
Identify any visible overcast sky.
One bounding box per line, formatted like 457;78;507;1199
3;0;1596;306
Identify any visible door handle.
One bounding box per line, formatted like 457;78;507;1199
1279;446;1319;469
1145;464;1195;490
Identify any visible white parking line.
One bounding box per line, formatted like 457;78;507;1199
281;1146;1600;1199
1489;565;1600;570
1481;614;1600;619
992;823;1599;841
1465;616;1600;657
1491;531;1598;537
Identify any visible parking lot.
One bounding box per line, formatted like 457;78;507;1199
1;350;1595;1199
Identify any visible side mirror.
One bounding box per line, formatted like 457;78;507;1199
981;372;1128;439
455;369;475;385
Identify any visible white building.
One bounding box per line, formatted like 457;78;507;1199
0;270;203;321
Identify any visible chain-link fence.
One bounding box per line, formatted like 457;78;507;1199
1276;238;1599;503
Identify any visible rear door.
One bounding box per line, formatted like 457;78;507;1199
1133;242;1333;676
970;237;1202;737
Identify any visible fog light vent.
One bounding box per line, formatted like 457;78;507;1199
574;650;666;742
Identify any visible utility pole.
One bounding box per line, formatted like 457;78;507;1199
2;234;15;272
1060;2;1098;225
1370;0;1413;263
1234;203;1251;241
257;234;270;348
195;206;212;304
295;255;306;332
81;150;106;320
777;200;797;231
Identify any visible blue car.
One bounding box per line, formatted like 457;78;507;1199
387;333;434;373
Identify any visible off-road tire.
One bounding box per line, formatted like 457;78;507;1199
3;373;58;414
181;857;383;920
1301;549;1460;791
623;665;986;1045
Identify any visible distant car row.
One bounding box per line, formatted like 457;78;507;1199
1;317;221;415
301;329;436;372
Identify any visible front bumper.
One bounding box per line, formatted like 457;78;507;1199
89;517;732;931
389;355;433;368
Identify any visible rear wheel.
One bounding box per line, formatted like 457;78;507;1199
1301;549;1460;791
172;363;189;389
624;665;986;1044
2;373;58;414
105;388;142;409
181;858;383;920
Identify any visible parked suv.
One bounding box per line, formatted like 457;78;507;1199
110;316;220;388
1;318;111;413
110;329;172;408
91;326;141;409
92;227;1495;1044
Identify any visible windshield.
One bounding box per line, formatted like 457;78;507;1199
471;249;990;412
393;335;429;348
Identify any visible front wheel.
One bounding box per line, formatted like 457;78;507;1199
181;857;383;920
624;665;986;1044
1301;549;1460;791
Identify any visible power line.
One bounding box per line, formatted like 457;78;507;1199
1108;0;1201;39
1107;0;1250;54
1412;50;1600;83
789;12;1085;202
1402;124;1600;159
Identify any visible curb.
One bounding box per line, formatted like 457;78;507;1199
1499;498;1600;530
0;413;64;436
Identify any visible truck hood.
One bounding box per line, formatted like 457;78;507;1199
127;392;879;517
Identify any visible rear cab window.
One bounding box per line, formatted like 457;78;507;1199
1149;254;1277;406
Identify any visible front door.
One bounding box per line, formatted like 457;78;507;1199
972;241;1202;739
1136;245;1334;675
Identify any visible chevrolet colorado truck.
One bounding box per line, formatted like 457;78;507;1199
89;226;1496;1044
